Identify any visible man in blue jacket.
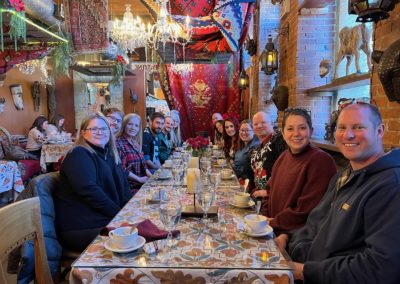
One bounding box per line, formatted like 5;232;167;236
276;103;400;283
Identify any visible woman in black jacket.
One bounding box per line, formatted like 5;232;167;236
54;112;131;251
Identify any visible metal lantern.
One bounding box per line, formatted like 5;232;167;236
260;36;278;75
349;0;398;22
238;70;249;90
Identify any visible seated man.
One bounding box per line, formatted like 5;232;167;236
157;115;173;164
143;112;164;173
103;107;124;136
278;103;400;283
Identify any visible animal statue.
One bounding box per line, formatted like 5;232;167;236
333;24;371;79
319;59;332;78
372;38;400;103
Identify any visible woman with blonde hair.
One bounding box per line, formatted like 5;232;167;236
54;112;131;251
116;113;151;195
170;109;182;147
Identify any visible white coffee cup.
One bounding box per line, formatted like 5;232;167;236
159;169;171;178
164;160;173;167
221;169;233;179
244;214;268;234
234;192;250;206
109;227;138;249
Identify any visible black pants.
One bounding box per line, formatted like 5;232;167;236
58;227;102;252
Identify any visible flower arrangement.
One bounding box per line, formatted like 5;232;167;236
186;136;209;156
110;55;127;86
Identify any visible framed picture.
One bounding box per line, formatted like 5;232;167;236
9;84;24;111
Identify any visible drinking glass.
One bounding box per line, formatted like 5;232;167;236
208;171;221;190
200;157;211;175
195;185;216;227
159;201;182;249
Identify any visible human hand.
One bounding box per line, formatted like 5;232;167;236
274;234;288;252
252;190;267;198
138;176;149;183
293;262;304;281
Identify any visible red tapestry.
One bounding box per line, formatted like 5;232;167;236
65;0;109;53
159;59;240;140
0;47;51;74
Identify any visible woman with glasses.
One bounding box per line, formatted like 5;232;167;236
233;120;259;179
116;113;152;195
54;112;131;251
222;117;240;162
252;108;336;235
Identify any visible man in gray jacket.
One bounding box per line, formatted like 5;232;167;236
276;103;400;283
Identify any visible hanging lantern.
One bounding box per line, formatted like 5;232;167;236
348;0;398;22
260;36;278;75
238;70;249;90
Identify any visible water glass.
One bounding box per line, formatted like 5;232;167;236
195;185;216;227
159;201;182;248
208;171;221;190
200;157;211;175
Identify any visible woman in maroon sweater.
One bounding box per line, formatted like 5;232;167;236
252;108;336;235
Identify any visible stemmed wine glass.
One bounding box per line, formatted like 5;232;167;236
172;166;184;196
159;200;182;260
195;184;216;228
208;171;221;191
200;157;211;176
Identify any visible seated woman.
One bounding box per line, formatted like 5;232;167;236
46;114;72;141
54;112;131;252
252;108;336;235
116;113;151;195
233;120;259;179
223;117;240;163
170;109;182;147
26;115;48;159
213;120;224;148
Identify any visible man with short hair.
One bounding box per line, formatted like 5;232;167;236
103;107;124;136
143;112;164;172
248;111;286;192
157;116;174;164
281;103;400;283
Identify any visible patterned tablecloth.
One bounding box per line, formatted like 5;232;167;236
70;162;293;284
0;160;24;194
40;142;74;172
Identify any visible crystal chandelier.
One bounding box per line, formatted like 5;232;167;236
109;4;148;52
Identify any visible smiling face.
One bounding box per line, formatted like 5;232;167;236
82;118;110;148
164;117;174;133
58;118;65;127
124;116;140;139
150;117;165;134
224;121;236;137
335;104;384;170
252;112;274;140
216;121;224;134
106;112;123;135
239;123;254;143
283;115;313;154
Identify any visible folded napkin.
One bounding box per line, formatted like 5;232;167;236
101;219;180;242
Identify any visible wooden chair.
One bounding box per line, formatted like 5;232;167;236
0;197;53;284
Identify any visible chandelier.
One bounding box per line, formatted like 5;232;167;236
109;4;149;52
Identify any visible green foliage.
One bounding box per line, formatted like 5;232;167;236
8;11;26;50
51;40;72;79
110;62;126;86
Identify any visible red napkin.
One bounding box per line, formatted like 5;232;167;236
101;219;180;242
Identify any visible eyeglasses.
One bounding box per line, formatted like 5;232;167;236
239;129;253;133
338;98;373;109
106;116;122;123
283;107;311;117
85;127;109;134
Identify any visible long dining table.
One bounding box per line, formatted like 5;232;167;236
69;156;293;284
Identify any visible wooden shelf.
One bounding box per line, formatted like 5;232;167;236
311;138;340;153
306;73;370;95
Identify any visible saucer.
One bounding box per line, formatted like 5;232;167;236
158;175;172;180
245;225;273;237
104;236;146;253
221;174;235;180
229;199;255;209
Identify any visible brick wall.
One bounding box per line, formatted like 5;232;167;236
371;4;400;149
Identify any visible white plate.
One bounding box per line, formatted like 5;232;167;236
104;236;146;253
245;225;273;237
221;174;235;180
229;200;255;208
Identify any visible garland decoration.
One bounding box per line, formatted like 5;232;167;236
1;0;26;51
50;33;73;79
110;55;127;86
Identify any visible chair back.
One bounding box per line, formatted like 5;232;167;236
0;198;53;284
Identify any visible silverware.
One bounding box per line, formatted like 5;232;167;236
256;200;262;216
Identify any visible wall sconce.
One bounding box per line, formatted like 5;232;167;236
260;24;289;76
238;70;249;90
348;0;399;22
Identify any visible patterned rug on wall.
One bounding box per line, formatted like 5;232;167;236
64;0;109;53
